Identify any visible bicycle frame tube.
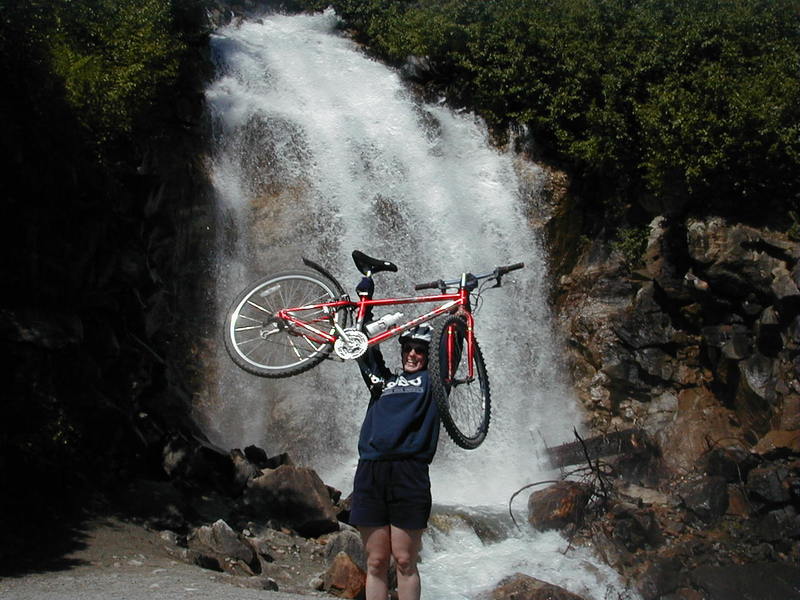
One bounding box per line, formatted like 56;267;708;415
275;285;476;377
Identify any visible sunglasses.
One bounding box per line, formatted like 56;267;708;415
401;343;428;355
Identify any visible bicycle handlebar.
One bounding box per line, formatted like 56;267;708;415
414;279;444;291
413;262;525;291
497;262;524;275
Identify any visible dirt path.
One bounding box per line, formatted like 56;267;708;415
0;518;327;600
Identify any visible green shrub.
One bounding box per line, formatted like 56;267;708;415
305;0;800;224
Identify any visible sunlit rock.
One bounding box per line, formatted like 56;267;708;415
527;481;591;532
488;573;588;600
322;551;366;599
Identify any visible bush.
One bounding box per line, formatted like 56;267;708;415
306;0;800;225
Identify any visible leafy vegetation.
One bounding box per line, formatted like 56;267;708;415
1;0;194;148
302;0;800;225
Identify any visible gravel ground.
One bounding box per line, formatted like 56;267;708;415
0;518;328;600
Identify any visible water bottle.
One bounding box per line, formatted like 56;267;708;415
365;312;404;337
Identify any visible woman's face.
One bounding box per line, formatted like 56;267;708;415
401;342;428;374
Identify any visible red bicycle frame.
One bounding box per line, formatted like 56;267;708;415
274;275;477;380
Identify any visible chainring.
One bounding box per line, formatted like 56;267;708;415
334;328;369;360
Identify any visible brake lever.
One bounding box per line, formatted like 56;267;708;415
490;268;503;288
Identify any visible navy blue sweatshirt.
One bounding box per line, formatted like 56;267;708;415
356;347;440;463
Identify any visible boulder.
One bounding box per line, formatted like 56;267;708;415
705;446;756;482
324;528;366;571
230;448;261;489
322;551;366;599
686;219;787;299
656;388;741;475
677;476;728;523
610;502;661;551
738;353;778;404
756;505;800;541
489;573;588;600
635;555;682;600
780;395;800;430
746;463;793;504
755;306;783;356
161;434;237;495
689;563;800;600
187;519;260;575
527;481;591;531
243;465;339;537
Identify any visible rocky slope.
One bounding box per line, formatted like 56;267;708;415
533;166;800;599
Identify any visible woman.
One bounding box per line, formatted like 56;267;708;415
350;323;439;600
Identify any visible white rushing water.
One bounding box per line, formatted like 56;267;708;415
203;10;634;600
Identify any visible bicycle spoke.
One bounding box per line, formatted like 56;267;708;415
246;299;273;315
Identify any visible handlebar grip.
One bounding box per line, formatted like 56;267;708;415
497;262;524;275
414;280;441;291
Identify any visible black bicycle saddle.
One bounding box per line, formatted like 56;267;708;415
352;250;398;275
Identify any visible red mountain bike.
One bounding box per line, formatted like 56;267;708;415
223;250;524;449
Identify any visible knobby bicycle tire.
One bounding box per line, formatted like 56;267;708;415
223;269;345;378
429;315;491;449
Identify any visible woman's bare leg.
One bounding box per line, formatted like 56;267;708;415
390;526;424;600
359;526;391;600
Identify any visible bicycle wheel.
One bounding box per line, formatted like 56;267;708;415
223;269;345;378
429;315;491;449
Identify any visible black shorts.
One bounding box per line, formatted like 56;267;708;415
349;459;432;530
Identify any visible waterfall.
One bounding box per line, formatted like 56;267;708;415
202;10;634;600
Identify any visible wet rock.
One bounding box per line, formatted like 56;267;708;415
527;481;591;531
489;573;588;600
688;563;800;600
243;465;339;537
400;55;435;82
678;476;728;523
